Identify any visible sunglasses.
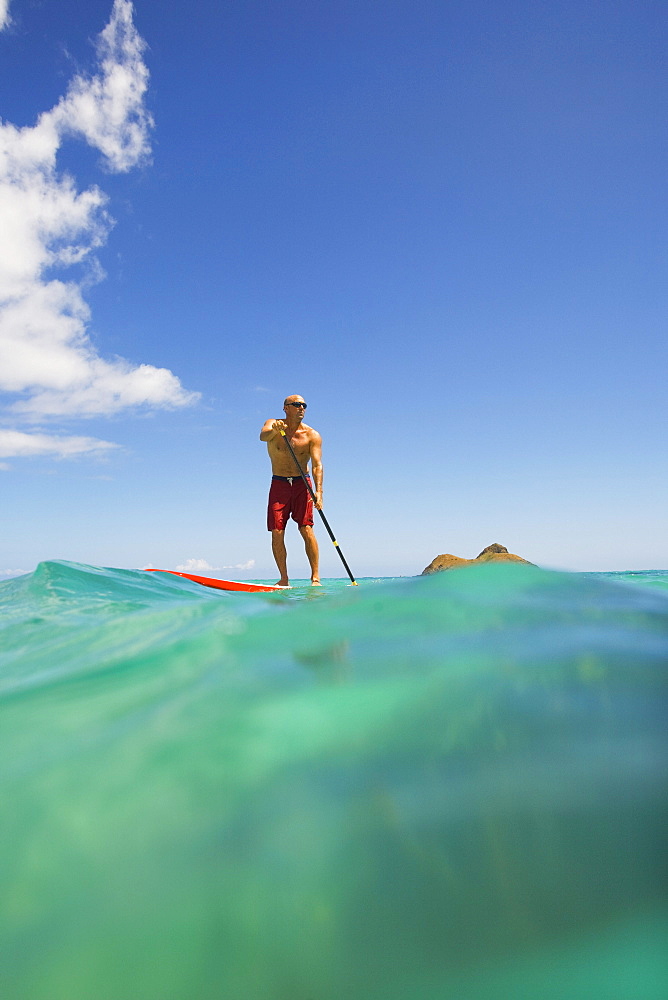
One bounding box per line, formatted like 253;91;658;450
287;401;307;409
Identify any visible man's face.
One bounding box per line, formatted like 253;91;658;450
284;396;307;417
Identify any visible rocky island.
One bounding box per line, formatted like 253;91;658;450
421;543;533;574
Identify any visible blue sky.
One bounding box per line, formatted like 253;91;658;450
0;0;665;578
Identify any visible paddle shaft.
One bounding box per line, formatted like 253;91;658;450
279;429;357;585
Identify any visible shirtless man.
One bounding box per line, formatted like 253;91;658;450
260;394;323;587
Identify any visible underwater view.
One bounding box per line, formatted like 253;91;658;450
1;561;666;999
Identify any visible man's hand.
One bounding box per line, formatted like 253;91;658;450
315;490;323;510
260;417;287;441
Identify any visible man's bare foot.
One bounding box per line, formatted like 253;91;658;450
311;579;322;587
275;579;290;588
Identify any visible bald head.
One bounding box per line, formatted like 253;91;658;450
283;394;307;416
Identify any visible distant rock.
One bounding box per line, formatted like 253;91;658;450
421;543;533;575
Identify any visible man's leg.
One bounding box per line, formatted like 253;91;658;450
271;530;289;587
299;525;321;585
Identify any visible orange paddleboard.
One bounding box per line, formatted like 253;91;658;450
145;569;284;593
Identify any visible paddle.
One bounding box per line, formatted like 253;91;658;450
279;428;358;585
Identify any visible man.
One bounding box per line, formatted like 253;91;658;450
260;394;323;587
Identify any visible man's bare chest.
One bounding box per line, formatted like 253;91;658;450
269;430;310;461
275;433;310;458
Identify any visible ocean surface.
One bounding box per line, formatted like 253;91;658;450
1;561;666;1000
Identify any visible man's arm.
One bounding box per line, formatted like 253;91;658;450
260;418;285;441
310;432;323;508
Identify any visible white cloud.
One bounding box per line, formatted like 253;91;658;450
226;559;255;571
50;0;153;173
0;428;117;459
0;0;198;458
174;558;256;574
0;568;30;578
0;1;10;32
175;558;221;574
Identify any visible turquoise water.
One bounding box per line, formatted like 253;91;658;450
1;560;666;1000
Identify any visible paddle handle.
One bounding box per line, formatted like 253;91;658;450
279;429;358;585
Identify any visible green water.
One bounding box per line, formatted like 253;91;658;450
1;561;666;999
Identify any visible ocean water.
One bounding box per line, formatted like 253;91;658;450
1;560;666;1000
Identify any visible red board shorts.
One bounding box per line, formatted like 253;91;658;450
267;475;314;531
